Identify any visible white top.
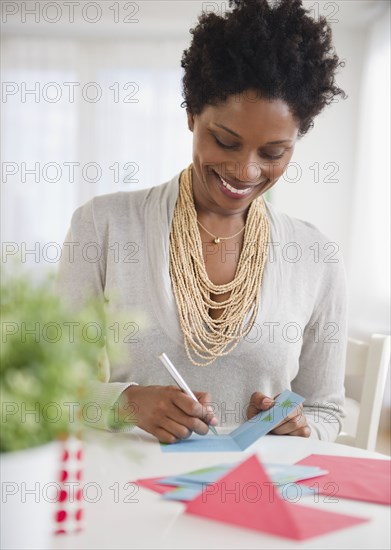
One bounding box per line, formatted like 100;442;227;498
57;168;348;440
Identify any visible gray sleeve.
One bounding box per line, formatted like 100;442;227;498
57;200;136;431
291;251;348;441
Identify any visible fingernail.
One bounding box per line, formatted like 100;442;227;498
210;417;218;426
262;398;274;407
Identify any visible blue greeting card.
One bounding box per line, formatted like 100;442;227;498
161;389;305;452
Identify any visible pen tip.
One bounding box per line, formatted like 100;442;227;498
210;425;219;436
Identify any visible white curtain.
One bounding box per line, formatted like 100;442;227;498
1;37;192;271
346;6;391;339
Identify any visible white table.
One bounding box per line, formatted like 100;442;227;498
49;428;390;550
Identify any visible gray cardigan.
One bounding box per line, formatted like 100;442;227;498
58;169;347;440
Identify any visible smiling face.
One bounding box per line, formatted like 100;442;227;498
187;90;300;218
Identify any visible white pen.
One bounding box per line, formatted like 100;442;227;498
158;352;218;436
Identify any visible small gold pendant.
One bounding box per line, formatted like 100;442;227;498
214;237;221;244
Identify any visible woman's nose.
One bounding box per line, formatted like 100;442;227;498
240;161;263;184
232;146;264;183
223;153;264;184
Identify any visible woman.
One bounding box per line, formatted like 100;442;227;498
58;0;348;443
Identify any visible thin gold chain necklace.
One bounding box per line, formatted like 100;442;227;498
196;219;245;244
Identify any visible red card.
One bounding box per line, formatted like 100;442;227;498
186;455;368;540
296;454;391;505
135;477;176;495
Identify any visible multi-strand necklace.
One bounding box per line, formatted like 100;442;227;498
169;164;270;366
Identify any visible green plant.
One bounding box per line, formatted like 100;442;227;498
0;270;105;452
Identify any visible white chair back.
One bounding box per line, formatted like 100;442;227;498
337;333;390;451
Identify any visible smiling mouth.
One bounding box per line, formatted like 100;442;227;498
213;171;252;196
212;170;267;196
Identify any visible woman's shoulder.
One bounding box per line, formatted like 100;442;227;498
71;173;179;226
264;199;345;272
264;199;334;246
92;177;178;213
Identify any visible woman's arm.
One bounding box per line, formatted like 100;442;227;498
57;199;137;431
57;198;218;438
291;253;348;441
246;235;348;441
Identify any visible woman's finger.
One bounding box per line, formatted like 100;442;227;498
271;413;307;435
247;392;275;419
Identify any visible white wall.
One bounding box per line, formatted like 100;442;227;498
271;26;368;259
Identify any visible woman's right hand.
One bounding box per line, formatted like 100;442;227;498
117;384;218;443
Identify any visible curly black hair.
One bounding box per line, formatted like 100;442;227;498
180;0;347;137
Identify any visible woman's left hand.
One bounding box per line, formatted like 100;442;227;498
246;392;311;438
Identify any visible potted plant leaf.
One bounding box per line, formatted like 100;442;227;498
0;268;108;549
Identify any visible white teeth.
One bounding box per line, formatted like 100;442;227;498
217;174;251;195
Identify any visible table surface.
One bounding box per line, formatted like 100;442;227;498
50;428;390;550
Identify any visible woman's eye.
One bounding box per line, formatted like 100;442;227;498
262;152;285;160
214;135;285;159
214;137;237;149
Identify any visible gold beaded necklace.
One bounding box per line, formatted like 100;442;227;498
169;163;270;366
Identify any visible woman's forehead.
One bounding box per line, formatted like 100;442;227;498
199;93;299;140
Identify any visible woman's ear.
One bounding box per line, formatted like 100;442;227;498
187;111;195;132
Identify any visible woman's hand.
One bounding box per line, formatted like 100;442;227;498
246;392;311;438
118;385;218;443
